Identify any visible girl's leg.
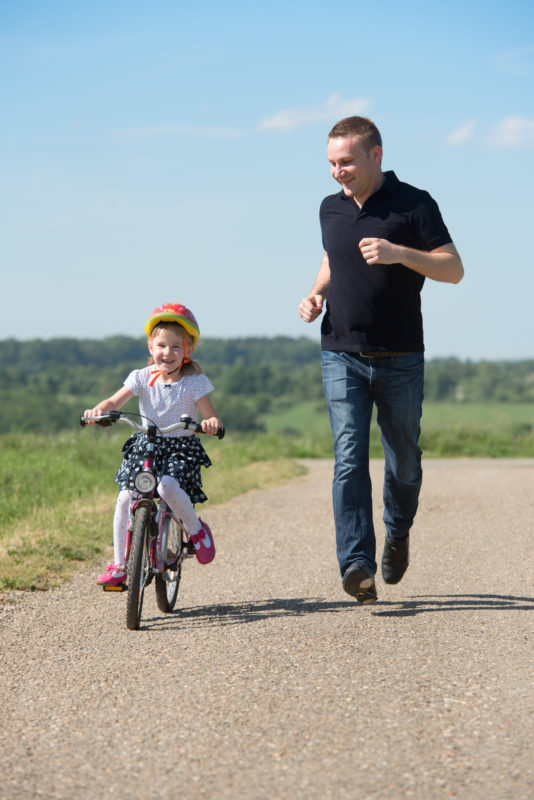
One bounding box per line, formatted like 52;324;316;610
158;475;215;564
96;489;130;585
113;489;131;566
157;475;202;534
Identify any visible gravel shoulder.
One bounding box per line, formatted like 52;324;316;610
1;458;533;800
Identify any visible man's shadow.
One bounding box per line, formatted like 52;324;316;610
371;593;534;617
141;592;534;630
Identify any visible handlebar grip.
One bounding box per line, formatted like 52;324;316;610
216;427;225;440
80;411;121;427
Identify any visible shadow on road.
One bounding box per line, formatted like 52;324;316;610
140;592;534;630
372;593;534;617
141;596;356;629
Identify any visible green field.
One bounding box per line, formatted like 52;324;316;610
0;429;306;591
1;401;533;592
421;402;534;427
265;400;534;457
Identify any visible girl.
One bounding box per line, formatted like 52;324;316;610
84;303;221;587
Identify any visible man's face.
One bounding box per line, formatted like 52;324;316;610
327;135;383;204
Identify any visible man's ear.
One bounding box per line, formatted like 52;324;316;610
371;145;383;166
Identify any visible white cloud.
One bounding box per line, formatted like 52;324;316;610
494;47;534;76
445;119;477;146
485;116;534;148
257;93;369;133
113;124;245;139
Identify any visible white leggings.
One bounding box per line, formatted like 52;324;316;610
113;476;202;566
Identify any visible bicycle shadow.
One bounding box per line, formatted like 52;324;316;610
141;596;355;630
371;593;534;617
140;592;534;630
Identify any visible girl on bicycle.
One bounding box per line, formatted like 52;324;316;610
83;303;221;587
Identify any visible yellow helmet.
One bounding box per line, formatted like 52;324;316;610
144;303;200;344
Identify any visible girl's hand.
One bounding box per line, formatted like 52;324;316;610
82;388;133;425
83;407;106;426
197;394;221;435
201;416;221;436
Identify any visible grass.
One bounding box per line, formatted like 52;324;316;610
0;429;307;592
265;400;332;437
419;402;534;457
1;401;533;592
264;400;534;458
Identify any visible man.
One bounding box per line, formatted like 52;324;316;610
299;116;463;605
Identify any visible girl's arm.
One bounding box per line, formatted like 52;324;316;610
197;394;222;436
83;386;134;424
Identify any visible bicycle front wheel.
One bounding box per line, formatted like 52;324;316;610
155;517;183;613
126;505;152;630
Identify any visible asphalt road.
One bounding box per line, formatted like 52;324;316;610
1;459;533;799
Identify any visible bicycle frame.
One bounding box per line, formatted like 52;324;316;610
123;496;189;577
122;426;190;576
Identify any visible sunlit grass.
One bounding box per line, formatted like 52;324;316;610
0;430;306;591
263;401;534;458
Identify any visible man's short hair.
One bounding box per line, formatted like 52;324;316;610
328;116;382;151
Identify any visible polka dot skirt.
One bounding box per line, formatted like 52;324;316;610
115;433;212;504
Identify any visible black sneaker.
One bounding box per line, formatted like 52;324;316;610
342;564;377;604
381;534;410;584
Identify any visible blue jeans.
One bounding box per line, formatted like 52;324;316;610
321;351;424;577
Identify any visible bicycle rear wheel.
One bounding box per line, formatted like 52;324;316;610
126;505;152;630
155;517;183;613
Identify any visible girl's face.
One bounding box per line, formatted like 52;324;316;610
148;327;187;376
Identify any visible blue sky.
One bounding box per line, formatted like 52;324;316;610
1;0;533;359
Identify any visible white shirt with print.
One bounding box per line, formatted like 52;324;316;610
124;367;214;437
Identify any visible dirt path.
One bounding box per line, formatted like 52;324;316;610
1;459;533;800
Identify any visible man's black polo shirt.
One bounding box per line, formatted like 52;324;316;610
320;170;452;353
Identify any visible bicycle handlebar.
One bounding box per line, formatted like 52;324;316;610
80;411;225;439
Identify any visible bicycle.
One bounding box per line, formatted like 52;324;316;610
80;411;224;630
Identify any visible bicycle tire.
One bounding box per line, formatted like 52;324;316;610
155;517;183;613
126;505;152;630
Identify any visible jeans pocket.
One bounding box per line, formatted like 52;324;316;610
321;351;349;401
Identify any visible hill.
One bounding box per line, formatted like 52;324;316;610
0;336;533;435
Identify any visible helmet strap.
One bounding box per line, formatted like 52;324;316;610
181;339;192;366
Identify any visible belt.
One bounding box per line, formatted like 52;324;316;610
358;351;413;358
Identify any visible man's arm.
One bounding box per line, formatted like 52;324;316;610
359;239;464;284
298;252;331;322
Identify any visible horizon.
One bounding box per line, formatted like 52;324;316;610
0;331;532;364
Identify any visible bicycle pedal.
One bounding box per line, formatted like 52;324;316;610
102;584;128;592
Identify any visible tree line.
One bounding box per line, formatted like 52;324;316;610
1;336;533;434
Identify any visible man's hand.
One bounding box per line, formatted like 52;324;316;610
359;237;399;265
359;238;464;283
299;294;324;323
